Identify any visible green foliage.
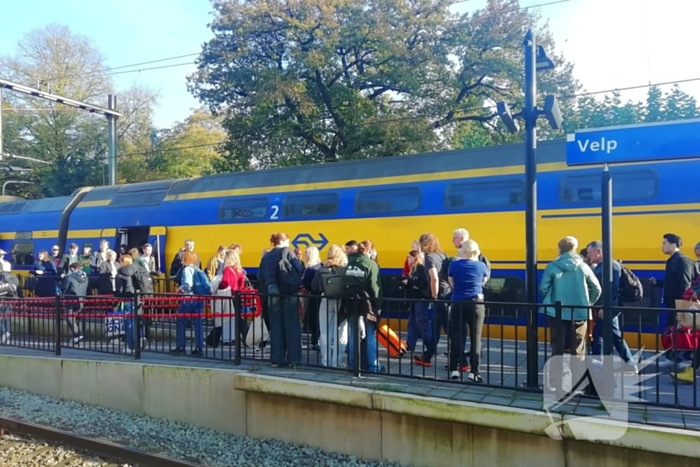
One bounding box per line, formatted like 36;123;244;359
0;24;160;197
149;109;226;179
189;0;579;168
566;85;699;132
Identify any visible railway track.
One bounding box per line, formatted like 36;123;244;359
0;417;205;467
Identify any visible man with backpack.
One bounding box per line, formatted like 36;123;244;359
170;251;210;357
586;241;638;373
61;262;89;345
258;233;305;367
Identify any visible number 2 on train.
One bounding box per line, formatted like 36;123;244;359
270;205;279;220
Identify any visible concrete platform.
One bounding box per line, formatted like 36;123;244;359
0;346;699;467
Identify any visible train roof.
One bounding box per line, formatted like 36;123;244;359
0;139;567;210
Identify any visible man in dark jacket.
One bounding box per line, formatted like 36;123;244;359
343;240;383;373
115;256;152;351
61;263;89;345
258;238;304;366
59;243;81;277
650;234;698;324
586;241;636;373
650;233;698;367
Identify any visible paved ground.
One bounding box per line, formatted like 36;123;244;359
1;329;699;433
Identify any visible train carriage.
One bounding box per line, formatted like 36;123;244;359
0;139;698;345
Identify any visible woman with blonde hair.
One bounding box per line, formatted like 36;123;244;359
206;245;227;280
209;249;246;347
171;251;206;357
447;239;489;382
302;246;322;351
312;244;349;367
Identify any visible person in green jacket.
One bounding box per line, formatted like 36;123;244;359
539;236;601;391
344;240;383;373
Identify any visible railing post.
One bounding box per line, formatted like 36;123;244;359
234;291;242;366
54;294;61;356
134;294;141;360
552;301;563;396
353;297;361;378
525;303;539;388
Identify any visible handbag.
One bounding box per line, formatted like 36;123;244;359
661;325;700;351
245;315;269;347
675;300;700;330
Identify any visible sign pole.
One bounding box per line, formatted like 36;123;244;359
524;30;539;389
107;95;118;186
601;163;615;392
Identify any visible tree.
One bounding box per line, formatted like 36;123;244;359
147;109;225;179
566;84;699;132
0;24;159;196
189;0;579;169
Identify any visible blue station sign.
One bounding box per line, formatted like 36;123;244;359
566;118;700;166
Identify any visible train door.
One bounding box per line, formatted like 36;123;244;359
147;226;167;275
114;226;168;291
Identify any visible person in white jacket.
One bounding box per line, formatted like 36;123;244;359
0;249;11;273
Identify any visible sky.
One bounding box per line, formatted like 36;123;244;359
1;0;699;129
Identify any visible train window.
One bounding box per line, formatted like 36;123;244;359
484;276;524;319
560;171;657;203
283;193;339;218
219;197;269;220
445;180;524;210
107;189;168;209
355;187;421;214
0;202;27;213
11;242;34;266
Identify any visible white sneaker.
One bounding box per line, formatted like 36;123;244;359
450;371;460;381
0;332;9;344
658;358;691;369
467;373;484;383
71;334;84;345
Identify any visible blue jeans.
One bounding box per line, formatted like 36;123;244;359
123;302;143;351
406;301;433;352
348;317;379;372
176;300;203;350
421;299;450;362
591;314;634;363
0;302;9;336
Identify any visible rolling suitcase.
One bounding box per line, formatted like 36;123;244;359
377;324;407;358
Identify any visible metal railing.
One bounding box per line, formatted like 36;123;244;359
0;290;698;410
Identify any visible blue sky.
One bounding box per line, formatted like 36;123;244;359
1;0;699;129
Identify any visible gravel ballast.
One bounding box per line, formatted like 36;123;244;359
0;388;405;467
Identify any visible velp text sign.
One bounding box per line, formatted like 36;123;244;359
566;119;700;166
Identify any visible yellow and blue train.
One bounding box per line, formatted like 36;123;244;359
0;139;697;345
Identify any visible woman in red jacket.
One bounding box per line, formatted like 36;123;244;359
222;250;246;293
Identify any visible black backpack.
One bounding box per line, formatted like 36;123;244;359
133;269;154;294
618;261;643;302
277;248;304;294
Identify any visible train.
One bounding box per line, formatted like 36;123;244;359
0;139;697;346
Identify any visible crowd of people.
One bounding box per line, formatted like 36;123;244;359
0;229;699;385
